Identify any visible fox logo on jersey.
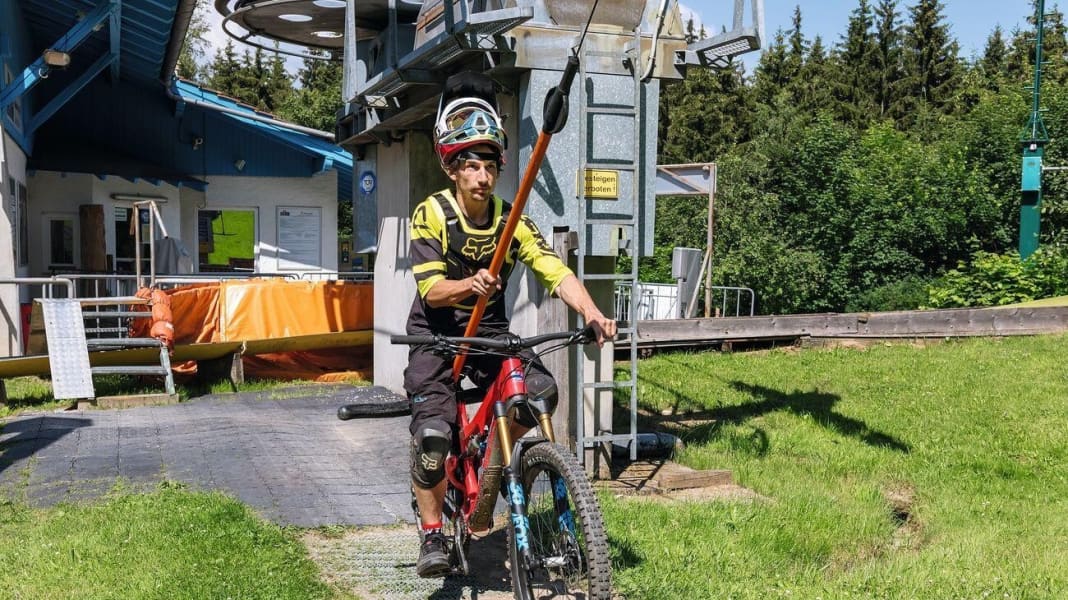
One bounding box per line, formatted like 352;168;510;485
462;236;496;262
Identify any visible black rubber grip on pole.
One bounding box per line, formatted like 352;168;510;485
542;55;580;134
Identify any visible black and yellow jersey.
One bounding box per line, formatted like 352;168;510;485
407;189;573;334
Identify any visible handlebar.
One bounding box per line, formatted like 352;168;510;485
391;326;595;354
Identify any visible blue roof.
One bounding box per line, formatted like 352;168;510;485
16;0;183;85
11;1;352;205
173;79;353;201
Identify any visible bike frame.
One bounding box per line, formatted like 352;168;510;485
395;328;591;580
443;353;560;574
445;355;536;526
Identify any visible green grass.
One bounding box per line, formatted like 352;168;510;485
0;483;347;599
1013;295;1068;307
606;335;1068;599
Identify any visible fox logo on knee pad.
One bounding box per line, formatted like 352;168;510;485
411;423;452;489
420;453;440;472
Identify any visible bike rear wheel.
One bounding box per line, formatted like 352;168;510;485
507;442;612;600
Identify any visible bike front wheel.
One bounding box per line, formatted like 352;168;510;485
508;442;612;600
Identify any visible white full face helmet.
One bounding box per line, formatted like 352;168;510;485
433;71;507;170
434;96;507;170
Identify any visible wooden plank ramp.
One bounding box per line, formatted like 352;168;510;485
637;306;1068;348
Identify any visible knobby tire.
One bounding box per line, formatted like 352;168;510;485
507;442;612;600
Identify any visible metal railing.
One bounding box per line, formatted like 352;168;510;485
0;276;75;299
706;285;756;318
615;282;756;323
35;271;375;295
298;271;374;282
49;273;141;298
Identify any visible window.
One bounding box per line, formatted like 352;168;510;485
113;206;150;274
197;209;256;272
43;213;77;269
3;64;22;131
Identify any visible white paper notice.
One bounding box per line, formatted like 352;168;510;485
277;206;322;270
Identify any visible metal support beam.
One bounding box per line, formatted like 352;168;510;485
110;1;123;80
654;163;714;196
28;53;117;133
0;0;120;113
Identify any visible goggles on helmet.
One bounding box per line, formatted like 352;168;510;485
434;97;507;169
434;97;502;139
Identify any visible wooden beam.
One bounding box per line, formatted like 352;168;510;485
637;306;1068;344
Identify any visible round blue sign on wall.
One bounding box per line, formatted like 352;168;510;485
359;170;377;195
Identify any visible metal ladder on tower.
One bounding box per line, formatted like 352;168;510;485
572;28;644;467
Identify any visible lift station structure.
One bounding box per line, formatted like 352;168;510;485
215;0;764;466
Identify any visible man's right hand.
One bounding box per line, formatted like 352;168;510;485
584;310;616;347
469;269;502;297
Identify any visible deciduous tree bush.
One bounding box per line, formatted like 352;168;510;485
926;245;1068;308
648;1;1065;314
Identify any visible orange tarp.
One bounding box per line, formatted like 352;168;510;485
132;279;373;380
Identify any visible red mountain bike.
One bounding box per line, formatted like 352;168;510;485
391;326;612;600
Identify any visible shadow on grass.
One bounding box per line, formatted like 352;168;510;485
621;367;910;453
608;534;643;571
721;382;910;452
676;383;912;453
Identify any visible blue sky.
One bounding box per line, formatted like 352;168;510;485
681;0;1037;70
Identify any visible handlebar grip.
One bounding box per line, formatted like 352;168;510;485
577;324;596;344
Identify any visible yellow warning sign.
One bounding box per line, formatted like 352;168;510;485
579;169;618;199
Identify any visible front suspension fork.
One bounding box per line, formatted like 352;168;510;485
495;401;538;570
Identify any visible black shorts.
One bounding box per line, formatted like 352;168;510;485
403;334;556;436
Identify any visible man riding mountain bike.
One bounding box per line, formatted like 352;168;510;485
402;71;616;578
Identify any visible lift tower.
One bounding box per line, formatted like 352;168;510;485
1021;0;1050;260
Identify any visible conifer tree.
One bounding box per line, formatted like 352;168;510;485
872;0;903;120
278;53;344;133
898;0;962;128
786;6;807;82
206;41;244;98
658;61;752;164
752;30;789;107
1005;25;1032;82
1038;7;1068;85
833;0;878;128
207;44;294;113
798;35;835;114
176;1;210;81
981;25;1008;85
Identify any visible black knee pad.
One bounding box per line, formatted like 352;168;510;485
410;421;452;489
517;373;559;428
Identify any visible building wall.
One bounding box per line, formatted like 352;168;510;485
195;173;339;273
0;133;28;356
0;0;35;151
24;171;337;281
26;172;184;276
